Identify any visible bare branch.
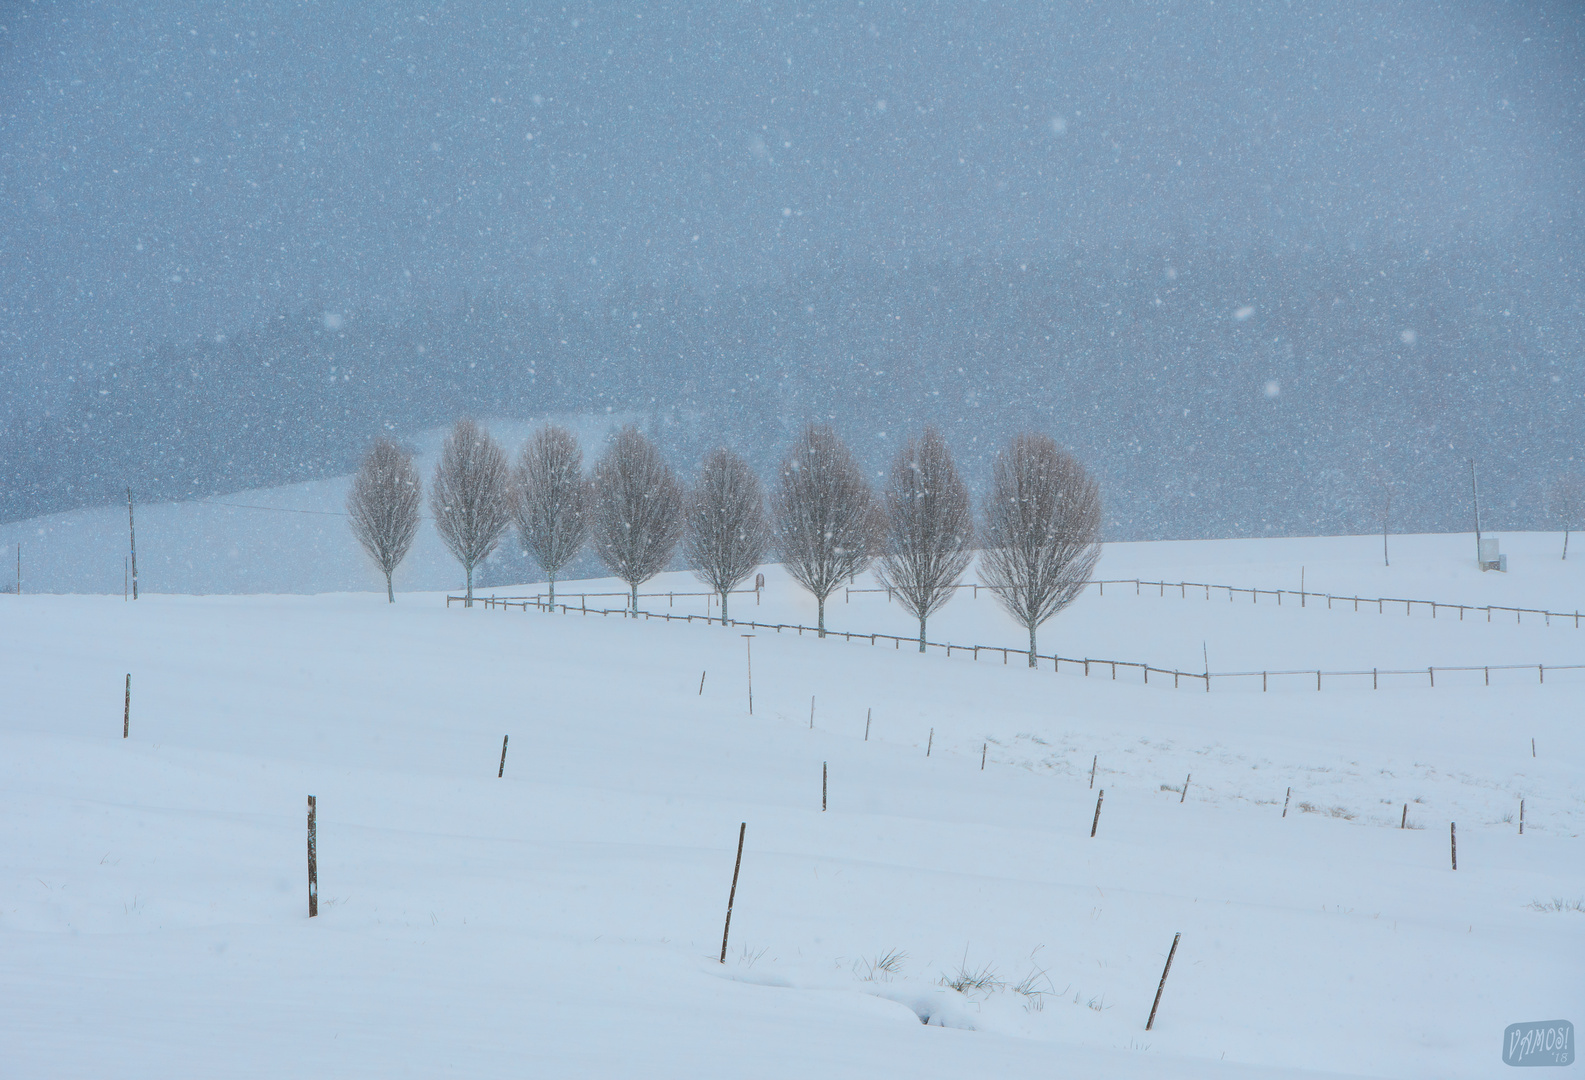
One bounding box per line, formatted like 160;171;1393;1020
684;447;770;624
979;433;1101;666
513;425;591;605
430;418;512;606
877;427;974;651
771;424;884;637
346;439;421;602
591;426;685;614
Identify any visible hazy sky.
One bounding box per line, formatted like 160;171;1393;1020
2;1;1581;406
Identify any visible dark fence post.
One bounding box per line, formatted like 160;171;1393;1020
719;822;746;963
1145;932;1181;1031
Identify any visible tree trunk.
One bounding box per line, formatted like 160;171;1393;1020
720;589;729;624
548;574;556;607
630;582;639;618
817;595;826;637
386;570;395;604
918;615;926;653
465;563;474;607
1028;622;1038;668
1565;529;1570;561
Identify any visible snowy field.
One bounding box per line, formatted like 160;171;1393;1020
2;533;1581;1077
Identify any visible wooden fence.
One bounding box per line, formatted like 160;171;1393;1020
845;578;1584;629
447;593;1585;693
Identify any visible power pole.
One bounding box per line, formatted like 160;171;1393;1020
127;488;139;599
1470;461;1483;570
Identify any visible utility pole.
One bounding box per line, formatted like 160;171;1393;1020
1470;461;1483;570
127;488;139;599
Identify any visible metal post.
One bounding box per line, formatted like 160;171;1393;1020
741;635;755;715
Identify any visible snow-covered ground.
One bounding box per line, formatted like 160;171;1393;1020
1;534;1581;1078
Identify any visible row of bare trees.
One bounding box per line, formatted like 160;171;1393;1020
348;420;1101;663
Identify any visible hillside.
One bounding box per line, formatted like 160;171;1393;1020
1;535;1580;1077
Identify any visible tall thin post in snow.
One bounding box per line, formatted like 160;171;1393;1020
1090;754;1097;789
1450;822;1457;870
123;674;130;738
741;635;755;715
864;708;871;741
1519;799;1524;835
926;728;933;757
719;822;746;963
698;670;707;696
1090;790;1104;837
1145;932;1181;1031
1181;773;1190;804
1282;787;1291;818
127;489;139;600
809;695;815;730
498;735;509;778
307;796;318;917
822;762;827;811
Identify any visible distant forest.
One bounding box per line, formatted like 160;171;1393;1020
5;246;1579;540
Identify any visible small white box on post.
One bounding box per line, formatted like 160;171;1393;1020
1478;538;1506;572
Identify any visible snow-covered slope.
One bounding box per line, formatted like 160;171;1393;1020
1;535;1580;1078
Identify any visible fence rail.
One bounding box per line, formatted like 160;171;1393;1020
847;578;1582;628
447;594;1585;693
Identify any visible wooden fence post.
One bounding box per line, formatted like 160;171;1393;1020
123;674;130;739
1090;790;1104;837
1145;932;1181;1031
926;728;933;757
1090;754;1097;789
1450;822;1457;870
981;743;987;771
822;762;827;811
498;735;509;778
865;708;871;741
1282;787;1291;818
698;670;706;695
307;795;318;918
1180;773;1190;804
1400;804;1407;829
719;822;746;963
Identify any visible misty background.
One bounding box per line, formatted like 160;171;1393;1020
3;0;1581;555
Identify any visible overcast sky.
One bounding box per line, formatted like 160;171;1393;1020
3;1;1582;409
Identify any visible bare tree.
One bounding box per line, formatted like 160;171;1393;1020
980;433;1102;666
347;439;422;602
430;418;512;607
684;447;770;624
513;425;591;606
591;426;685;616
1555;473;1583;560
876;427;974;652
771;424;884;638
